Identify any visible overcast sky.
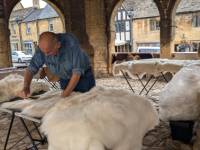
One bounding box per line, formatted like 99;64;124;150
21;0;47;8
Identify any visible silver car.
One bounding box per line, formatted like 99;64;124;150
12;51;32;63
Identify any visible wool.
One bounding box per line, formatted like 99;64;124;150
1;99;33;111
0;74;49;102
41;86;159;150
159;64;200;121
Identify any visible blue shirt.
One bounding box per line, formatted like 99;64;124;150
28;33;91;79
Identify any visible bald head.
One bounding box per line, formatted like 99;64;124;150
39;32;61;56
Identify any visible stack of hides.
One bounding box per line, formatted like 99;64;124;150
159;64;200;121
0;74;49;102
0;74;159;150
41;87;158;150
113;59;200;79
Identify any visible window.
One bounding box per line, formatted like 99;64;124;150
125;21;130;31
11;43;18;51
48;20;54;31
118;12;121;20
115;22;126;32
24;42;32;54
115;23;120;32
150;19;160;31
175;42;200;52
26;23;31;34
11;23;16;34
12;51;18;56
175;43;190;52
122;11;126;20
192;15;200;27
125;32;130;41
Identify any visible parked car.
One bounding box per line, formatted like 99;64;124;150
137;47;160;53
11;51;32;63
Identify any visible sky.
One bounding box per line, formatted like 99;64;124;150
21;0;47;8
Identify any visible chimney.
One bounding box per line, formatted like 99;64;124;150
33;0;40;9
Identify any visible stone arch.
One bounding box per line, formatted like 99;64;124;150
108;0;124;72
169;0;181;41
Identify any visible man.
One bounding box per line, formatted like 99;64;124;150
18;32;95;98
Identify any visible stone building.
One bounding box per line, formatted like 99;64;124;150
122;0;200;53
0;0;199;76
114;5;132;53
9;1;64;54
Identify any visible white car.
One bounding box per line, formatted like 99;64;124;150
12;51;32;63
137;47;160;53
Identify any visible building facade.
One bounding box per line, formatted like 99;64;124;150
114;5;132;53
9;1;64;54
122;0;200;53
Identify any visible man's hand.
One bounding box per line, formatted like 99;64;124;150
61;91;70;97
18;87;31;99
61;73;80;98
18;69;33;99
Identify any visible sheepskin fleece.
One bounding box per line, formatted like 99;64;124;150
113;59;200;79
0;74;49;102
41;86;159;150
21;91;81;118
1;90;60;113
159;64;200;121
1;90;81;118
1;99;34;111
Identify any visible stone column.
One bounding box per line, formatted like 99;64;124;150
0;1;12;68
160;18;172;58
63;0;71;32
84;0;108;77
154;0;177;59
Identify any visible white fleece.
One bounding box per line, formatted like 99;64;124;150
0;74;49;102
41;86;159;150
159;64;200;121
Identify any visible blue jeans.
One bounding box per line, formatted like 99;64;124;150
60;67;95;92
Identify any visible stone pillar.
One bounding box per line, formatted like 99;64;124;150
84;0;108;77
160;18;172;58
0;1;12;68
69;0;109;77
154;0;177;59
63;0;71;32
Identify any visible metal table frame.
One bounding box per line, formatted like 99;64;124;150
121;70;169;95
0;107;47;150
0;73;59;149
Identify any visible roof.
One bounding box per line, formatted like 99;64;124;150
22;4;59;22
13;3;24;11
176;0;200;13
123;0;200;19
37;4;59;19
9;7;34;22
123;0;159;19
22;9;43;22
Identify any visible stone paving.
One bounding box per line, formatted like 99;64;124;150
0;76;199;150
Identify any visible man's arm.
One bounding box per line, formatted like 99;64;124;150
18;69;33;98
18;48;45;98
24;69;33;89
61;73;80;97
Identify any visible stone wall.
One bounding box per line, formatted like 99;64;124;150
0;0;12;68
133;17;160;51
